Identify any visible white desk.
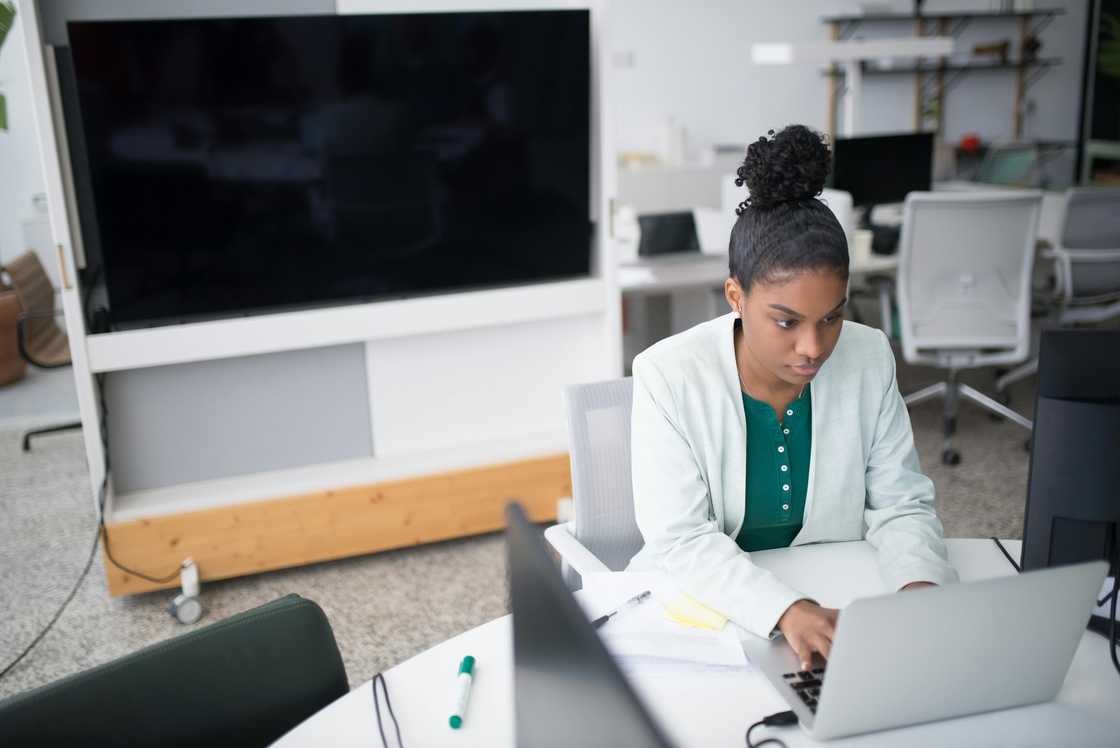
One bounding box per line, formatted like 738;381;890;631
272;539;1120;747
619;251;898;338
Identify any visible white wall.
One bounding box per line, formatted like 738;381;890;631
0;0;50;283
607;0;1088;155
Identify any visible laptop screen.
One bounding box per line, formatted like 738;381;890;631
504;503;674;748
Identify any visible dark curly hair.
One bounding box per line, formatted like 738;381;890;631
729;124;848;291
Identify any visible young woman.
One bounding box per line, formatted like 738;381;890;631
627;125;957;670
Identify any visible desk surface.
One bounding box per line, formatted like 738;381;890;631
272;539;1120;747
619;251;898;293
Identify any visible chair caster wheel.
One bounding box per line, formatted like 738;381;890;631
941;449;961;466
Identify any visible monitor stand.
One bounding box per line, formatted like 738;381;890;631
860;205;901;256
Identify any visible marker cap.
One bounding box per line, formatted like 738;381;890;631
459;655;475;675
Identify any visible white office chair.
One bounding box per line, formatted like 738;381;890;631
996;188;1120;394
897;191;1041;466
820;187;855;246
543;377;644;590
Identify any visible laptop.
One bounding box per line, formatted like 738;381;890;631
505;502;675;748
743;560;1107;740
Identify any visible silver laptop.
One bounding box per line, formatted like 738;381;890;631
743;561;1107;741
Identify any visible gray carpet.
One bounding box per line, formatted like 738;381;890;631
0;356;1036;702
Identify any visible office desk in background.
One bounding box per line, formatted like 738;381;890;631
271;539;1120;747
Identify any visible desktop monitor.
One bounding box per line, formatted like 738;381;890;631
62;11;592;329
830;132;934;208
504;503;674;748
1021;330;1120;629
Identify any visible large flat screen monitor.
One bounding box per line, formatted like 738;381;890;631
63;11;592;329
830;132;933;208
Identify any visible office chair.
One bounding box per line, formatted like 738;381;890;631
0;251;82;451
0;280;26;385
0;594;348;748
996;188;1120;396
544;377;644;590
896;192;1040;465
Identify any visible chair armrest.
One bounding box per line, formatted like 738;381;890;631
543;522;611;577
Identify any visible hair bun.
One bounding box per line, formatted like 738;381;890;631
735;125;831;212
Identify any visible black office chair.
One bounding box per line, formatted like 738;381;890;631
0;594;349;748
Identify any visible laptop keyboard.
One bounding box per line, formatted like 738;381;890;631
781;667;826;713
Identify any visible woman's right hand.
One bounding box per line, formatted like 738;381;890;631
776;599;839;671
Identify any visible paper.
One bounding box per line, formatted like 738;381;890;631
580;572;750;673
661;592;728;631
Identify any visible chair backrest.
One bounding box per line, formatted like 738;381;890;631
0;594;348;748
0;250;57;346
563;378;644;582
819;187;855;249
896;191;1041;366
1057;188;1120;302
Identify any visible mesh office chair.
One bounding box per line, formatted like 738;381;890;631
544;377;645;590
0;251;82;451
0;594;348;748
996;188;1120;395
897;192;1041;465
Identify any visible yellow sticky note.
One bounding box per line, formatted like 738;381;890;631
662;592;728;631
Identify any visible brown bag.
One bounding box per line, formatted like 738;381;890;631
0;285;27;386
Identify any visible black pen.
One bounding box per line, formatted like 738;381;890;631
592;590;652;629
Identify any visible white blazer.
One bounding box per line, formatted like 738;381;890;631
627;313;958;639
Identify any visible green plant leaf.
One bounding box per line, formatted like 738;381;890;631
0;2;16;52
0;93;7;132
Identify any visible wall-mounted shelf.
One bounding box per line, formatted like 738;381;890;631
824;57;1060;78
823;8;1065;41
821;9;1065;138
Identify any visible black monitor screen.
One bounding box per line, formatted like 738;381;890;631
830;132;933;207
1021;330;1120;577
65;11;591;328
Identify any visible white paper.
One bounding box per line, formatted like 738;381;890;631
580;572;751;673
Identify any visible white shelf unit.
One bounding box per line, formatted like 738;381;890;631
21;0;620;593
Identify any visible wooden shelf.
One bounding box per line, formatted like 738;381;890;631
822;9;1065;24
824;58;1061;77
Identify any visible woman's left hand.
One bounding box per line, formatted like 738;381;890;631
900;581;937;591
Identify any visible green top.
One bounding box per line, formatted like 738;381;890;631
736;383;812;552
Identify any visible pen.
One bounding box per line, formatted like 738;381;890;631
448;655;475;729
592;590;652;629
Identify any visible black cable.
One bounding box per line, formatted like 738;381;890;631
1109;572;1118;678
0;524;100;681
0;371;184;680
745;710;797;748
1110;540;1119;678
990;537;1020;573
371;672;403;748
92;372;180;585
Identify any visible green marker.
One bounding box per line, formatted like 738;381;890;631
448;655;475;729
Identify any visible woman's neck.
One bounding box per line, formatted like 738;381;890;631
734;322;803;404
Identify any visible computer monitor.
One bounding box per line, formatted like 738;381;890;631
637;212;700;257
504;503;674;748
830;132;934;208
1021;330;1120;630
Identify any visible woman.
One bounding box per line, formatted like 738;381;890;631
627;124;957;671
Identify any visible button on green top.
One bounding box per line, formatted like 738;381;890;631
736;383;812;552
